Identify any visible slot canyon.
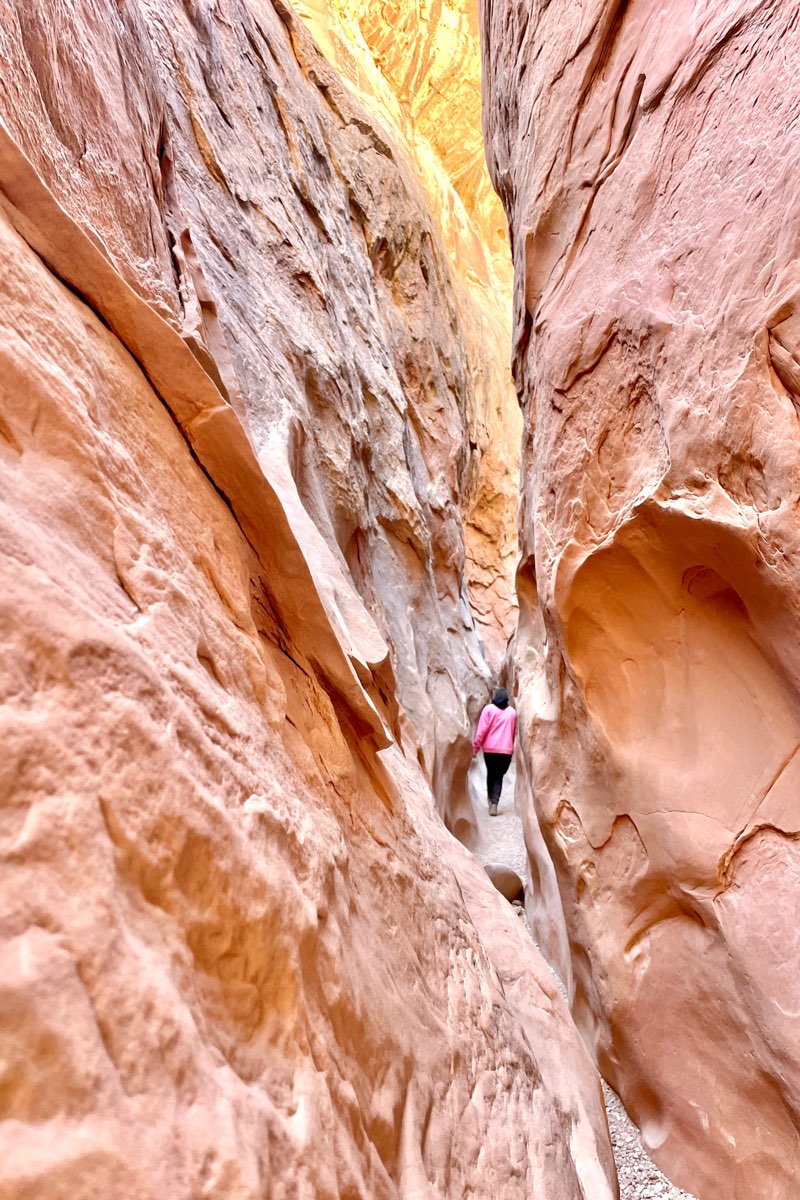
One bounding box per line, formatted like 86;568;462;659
0;2;797;1198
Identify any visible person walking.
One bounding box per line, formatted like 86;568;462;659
472;687;517;815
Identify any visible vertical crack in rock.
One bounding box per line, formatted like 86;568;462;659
291;0;523;673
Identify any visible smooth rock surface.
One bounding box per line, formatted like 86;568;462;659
482;2;800;1197
0;1;617;1196
483;862;524;902
2;0;500;836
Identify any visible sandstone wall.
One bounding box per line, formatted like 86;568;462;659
482;1;800;1197
0;0;616;1195
292;0;522;669
3;0;498;834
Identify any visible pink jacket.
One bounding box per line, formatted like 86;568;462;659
473;703;517;755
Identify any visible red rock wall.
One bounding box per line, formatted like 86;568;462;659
482;1;800;1196
2;0;496;837
0;1;617;1195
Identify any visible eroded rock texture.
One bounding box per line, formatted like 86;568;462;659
0;0;497;841
293;0;522;669
0;1;616;1196
482;2;800;1196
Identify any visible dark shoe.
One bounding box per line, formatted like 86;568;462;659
489;802;499;816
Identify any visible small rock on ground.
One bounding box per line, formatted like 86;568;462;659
483;862;524;901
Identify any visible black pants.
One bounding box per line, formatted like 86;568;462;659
484;752;512;803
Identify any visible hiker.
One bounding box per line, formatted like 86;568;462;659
472;687;517;816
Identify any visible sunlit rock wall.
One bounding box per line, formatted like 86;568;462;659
293;0;521;670
0;0;495;833
482;1;800;1197
0;0;617;1196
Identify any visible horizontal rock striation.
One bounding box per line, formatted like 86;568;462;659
0;0;616;1196
482;1;800;1197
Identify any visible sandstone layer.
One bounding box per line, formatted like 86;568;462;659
0;1;616;1196
482;2;800;1197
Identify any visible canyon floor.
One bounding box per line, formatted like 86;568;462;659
470;758;699;1200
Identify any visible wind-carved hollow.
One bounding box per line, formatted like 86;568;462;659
554;506;800;1193
560;509;800;875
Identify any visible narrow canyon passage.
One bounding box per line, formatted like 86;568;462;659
0;3;612;1198
468;758;698;1200
1;2;798;1199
